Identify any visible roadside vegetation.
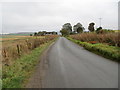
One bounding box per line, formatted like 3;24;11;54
2;35;57;66
67;37;120;62
2;35;58;88
70;32;120;47
60;22;120;62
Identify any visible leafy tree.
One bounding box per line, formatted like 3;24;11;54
37;31;42;36
96;27;102;34
41;31;46;36
30;34;33;36
52;31;58;35
97;27;102;31
88;22;95;32
60;29;69;36
34;32;37;36
37;31;46;36
62;23;72;34
73;23;84;33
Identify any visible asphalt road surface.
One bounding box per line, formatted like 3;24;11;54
43;37;118;88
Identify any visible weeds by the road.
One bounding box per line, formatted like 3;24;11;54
67;37;120;62
2;35;57;66
2;38;57;88
70;32;120;47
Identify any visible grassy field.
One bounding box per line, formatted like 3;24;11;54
2;35;57;65
1;35;43;42
1;35;58;88
2;39;57;88
2;35;44;49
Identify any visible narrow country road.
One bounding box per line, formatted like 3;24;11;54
42;37;118;88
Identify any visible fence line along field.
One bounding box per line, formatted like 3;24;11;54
1;35;58;66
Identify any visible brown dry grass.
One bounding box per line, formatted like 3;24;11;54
1;35;33;41
1;35;58;66
70;32;120;47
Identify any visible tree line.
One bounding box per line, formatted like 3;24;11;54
60;22;104;36
30;31;58;36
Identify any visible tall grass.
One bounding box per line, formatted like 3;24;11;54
70;32;120;47
2;39;56;88
67;37;120;62
2;35;58;66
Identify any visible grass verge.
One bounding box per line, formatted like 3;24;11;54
67;37;120;62
2;38;57;88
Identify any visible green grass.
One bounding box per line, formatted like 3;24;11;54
67;37;120;62
2;39;56;88
0;69;2;90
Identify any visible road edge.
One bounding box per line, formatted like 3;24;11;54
25;38;58;88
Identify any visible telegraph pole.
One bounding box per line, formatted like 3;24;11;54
99;18;102;27
118;1;120;30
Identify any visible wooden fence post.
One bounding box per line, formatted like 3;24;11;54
17;44;20;56
3;49;7;58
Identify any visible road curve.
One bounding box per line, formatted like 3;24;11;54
43;37;118;88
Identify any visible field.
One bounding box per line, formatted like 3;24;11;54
1;34;58;88
1;35;57;65
1;35;39;41
1;35;44;48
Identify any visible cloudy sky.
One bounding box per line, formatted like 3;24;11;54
0;0;119;33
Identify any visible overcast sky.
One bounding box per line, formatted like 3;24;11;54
0;0;119;33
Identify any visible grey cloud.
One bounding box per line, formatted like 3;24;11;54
1;0;119;33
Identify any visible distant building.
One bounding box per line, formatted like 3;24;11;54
118;1;120;30
36;31;58;36
44;32;57;35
